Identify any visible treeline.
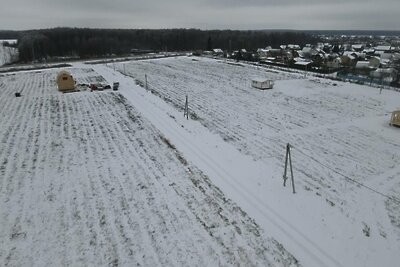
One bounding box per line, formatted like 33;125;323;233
0;30;21;40
12;28;319;62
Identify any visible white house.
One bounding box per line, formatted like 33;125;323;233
355;61;371;69
252;78;274;90
212;48;224;56
375;45;391;52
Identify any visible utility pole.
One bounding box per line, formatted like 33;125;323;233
283;143;296;194
184;94;189;120
145;74;148;91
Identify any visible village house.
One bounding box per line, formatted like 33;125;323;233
369;57;381;68
212;48;224;57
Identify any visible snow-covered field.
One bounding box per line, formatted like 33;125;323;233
106;57;400;266
1;56;400;266
0;69;298;266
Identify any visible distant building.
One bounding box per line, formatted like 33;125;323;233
352;44;364;52
368;57;381;68
251;78;274;90
287;44;301;50
355;61;371;70
326;57;342;69
375;45;391;52
57;70;75;92
212;48;224;57
370;68;398;82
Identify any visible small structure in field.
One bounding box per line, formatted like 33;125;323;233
390;110;400;127
56;70;75;92
252;78;273;90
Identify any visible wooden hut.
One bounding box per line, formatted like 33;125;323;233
390;110;400;127
252;78;273;90
57;70;75;92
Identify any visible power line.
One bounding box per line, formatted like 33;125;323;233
291;145;400;205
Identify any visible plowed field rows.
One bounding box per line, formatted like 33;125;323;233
0;69;298;266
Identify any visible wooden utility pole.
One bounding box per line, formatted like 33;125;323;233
184;95;189;120
283;143;296;194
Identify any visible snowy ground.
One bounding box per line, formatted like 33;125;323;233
0;69;298;266
95;56;399;267
1;56;400;266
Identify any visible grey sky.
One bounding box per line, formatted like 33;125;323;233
1;0;399;30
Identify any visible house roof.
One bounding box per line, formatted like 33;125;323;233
352;44;364;50
375;45;391;51
213;48;223;53
294;61;312;66
57;70;72;79
363;48;375;54
252;78;271;83
355;61;371;69
288;44;301;50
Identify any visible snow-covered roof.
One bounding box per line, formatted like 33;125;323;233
375;45;391;51
374;67;396;74
213;48;223;53
363;48;375;54
252;78;271;83
288;44;301;50
355;61;371;69
294;61;312;66
352;44;364;50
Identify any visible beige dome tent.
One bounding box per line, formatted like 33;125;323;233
57;70;75;92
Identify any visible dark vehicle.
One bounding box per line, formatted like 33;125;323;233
104;84;111;89
90;83;97;91
90;83;103;91
113;82;120;91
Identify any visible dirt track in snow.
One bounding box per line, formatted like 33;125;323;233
0;70;299;266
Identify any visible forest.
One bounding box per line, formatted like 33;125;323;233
0;28;319;62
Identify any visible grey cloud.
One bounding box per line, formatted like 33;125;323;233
0;0;399;30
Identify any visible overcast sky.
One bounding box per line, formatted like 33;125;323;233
1;0;399;31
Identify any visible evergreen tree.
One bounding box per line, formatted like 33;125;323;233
207;36;212;51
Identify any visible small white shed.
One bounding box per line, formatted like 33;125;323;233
252;78;273;90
